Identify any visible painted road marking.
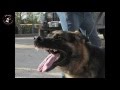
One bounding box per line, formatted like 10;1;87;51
15;68;61;76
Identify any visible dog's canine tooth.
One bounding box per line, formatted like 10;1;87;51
53;49;56;52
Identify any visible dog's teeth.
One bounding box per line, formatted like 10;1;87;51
53;49;57;52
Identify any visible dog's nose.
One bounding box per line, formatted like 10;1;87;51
34;37;36;40
34;36;37;40
37;36;44;41
34;36;44;41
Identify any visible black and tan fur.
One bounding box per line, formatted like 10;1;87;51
34;30;105;78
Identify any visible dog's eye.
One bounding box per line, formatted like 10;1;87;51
54;35;62;39
56;36;61;39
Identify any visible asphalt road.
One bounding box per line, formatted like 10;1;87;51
15;35;105;78
15;37;62;78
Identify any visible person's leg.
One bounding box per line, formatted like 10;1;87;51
73;12;87;36
66;12;87;36
56;12;68;31
72;12;84;30
81;12;101;47
66;12;101;47
66;12;75;31
67;12;84;34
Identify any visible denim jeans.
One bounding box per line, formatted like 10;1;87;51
57;12;101;47
66;12;101;47
56;12;68;31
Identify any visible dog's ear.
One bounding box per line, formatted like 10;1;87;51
81;35;90;43
73;31;82;41
74;30;81;35
74;30;89;43
77;28;90;43
74;29;85;37
78;28;86;36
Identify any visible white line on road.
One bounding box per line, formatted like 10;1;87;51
15;67;37;71
15;68;62;76
15;44;34;48
15;37;34;39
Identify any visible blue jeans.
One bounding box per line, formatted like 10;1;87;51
56;12;68;31
57;12;101;47
66;12;101;47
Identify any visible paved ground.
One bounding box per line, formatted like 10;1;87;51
15;37;63;78
15;34;105;78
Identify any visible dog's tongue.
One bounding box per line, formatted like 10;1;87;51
37;53;60;72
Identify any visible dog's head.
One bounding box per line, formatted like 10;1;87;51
34;30;89;72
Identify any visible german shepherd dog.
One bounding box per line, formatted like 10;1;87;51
34;30;105;78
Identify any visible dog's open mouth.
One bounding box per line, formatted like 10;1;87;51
36;47;67;72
